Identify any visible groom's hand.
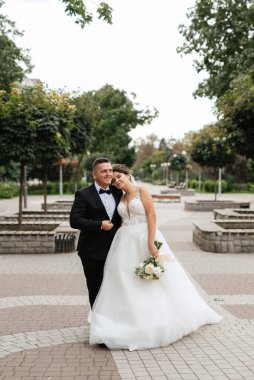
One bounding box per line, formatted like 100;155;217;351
101;220;114;230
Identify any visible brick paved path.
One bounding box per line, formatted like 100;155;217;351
0;191;254;380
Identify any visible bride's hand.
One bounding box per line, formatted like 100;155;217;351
149;243;159;259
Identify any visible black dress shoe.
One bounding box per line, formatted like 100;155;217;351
97;343;107;348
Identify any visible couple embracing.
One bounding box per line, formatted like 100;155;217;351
70;157;222;351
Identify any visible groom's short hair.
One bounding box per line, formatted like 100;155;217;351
92;157;110;169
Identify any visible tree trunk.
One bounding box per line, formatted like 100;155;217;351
43;166;48;214
18;162;25;230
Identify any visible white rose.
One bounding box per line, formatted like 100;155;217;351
153;267;162;277
145;263;154;274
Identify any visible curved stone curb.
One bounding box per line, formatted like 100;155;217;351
212;295;254;305
0;295;89;308
0;325;89;359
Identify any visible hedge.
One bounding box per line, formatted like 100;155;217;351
0;182;19;199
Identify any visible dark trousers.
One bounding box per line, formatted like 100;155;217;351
79;256;106;307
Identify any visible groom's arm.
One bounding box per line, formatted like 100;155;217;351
70;191;102;232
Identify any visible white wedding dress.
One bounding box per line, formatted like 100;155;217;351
89;190;222;351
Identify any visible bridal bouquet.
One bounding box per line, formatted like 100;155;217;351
135;240;165;280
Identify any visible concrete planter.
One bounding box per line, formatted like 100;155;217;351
161;189;195;196
193;219;254;253
1;211;69;222
41;201;73;211
214;208;254;220
185;200;250;212
0;221;77;254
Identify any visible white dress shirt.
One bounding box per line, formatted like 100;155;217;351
94;181;116;220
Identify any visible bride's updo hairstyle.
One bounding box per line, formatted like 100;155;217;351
112;164;132;177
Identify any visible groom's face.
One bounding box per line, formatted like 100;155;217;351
93;162;113;188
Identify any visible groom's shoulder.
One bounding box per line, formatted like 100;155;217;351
76;184;95;197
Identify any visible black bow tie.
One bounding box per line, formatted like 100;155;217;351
99;188;112;195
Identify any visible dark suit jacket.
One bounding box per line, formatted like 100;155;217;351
70;183;122;261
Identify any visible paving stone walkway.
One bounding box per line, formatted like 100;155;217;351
0;189;254;379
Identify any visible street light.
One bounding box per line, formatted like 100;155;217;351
161;162;171;185
58;158;67;196
150;164;156;184
181;151;189;189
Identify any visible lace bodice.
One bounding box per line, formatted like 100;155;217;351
117;192;147;227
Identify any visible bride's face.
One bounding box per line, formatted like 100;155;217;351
112;171;130;189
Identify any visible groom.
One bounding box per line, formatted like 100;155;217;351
70;158;122;307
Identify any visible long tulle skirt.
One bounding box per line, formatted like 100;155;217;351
89;223;222;351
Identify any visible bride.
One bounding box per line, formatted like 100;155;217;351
89;164;222;351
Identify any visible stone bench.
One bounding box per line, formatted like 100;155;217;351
0;221;59;231
185;200;250;212
2;215;69;222
214;208;254;220
152;194;181;203
0;220;78;254
193;219;254;253
41;200;74;211
23;210;70;215
161;188;195;196
0;230;55;254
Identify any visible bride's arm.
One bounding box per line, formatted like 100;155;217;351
139;186;159;258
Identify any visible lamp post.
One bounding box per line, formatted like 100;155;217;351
213;136;227;196
161;162;171;185
23;165;28;208
218;167;222;195
198;167;202;192
181;150;189;189
58;159;67;196
150;164;156;183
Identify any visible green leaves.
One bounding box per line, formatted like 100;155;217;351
0;1;32;92
61;0;113;28
97;2;113;24
178;0;254;99
79;84;158;167
190;125;234;169
0;84;74;168
217;70;254;159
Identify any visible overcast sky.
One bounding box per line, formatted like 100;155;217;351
3;0;216;142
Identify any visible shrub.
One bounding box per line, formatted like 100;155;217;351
188;179;199;190
0;182;19;198
202;179;228;193
231;183;254;192
248;183;254;192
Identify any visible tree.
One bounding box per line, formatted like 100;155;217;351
0;84;75;224
31;86;75;212
177;0;254;99
191;124;234;199
85;85;158;167
133;134;158;173
217;70;254;160
0;86;37;228
0;0;33;92
169;153;187;185
69;94;93;190
60;0;113;28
